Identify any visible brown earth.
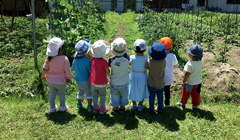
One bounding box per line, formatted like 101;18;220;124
172;38;240;93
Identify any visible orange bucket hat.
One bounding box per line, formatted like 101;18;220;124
159;37;172;50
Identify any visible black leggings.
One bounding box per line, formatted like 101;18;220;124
164;85;171;106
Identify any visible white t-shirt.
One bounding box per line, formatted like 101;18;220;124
184;60;203;85
108;53;130;85
165;53;178;85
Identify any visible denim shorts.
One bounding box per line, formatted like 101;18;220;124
77;82;92;99
110;84;129;107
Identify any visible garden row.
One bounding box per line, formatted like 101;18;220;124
137;8;240;64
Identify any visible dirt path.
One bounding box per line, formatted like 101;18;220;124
114;23;126;39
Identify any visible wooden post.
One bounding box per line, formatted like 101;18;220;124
11;0;17;31
31;0;37;69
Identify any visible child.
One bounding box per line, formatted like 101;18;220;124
41;37;73;113
178;45;203;110
129;39;149;111
159;37;178;107
146;42;167;113
72;39;92;112
88;40;110;115
108;38;130;114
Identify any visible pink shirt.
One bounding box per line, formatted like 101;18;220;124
88;58;108;85
43;55;73;85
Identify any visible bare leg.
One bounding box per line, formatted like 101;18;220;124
132;101;137;106
87;99;92;108
138;99;144;106
77;99;82;105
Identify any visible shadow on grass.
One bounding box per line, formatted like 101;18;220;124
185;108;216;121
45;111;77;125
135;106;186;132
78;108;139;130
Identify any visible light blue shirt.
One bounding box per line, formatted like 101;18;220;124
72;57;90;82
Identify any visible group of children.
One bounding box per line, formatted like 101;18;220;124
41;37;203;114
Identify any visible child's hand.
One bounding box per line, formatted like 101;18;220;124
66;79;71;84
182;82;186;87
41;75;46;80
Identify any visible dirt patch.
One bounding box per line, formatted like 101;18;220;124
172;39;240;93
227;45;240;68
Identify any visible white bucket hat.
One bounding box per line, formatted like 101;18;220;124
91;40;110;58
133;39;147;51
46;37;65;56
111;38;127;56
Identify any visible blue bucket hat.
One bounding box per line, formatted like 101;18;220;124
74;39;91;58
148;42;167;60
188;45;203;60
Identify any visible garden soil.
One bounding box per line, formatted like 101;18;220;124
173;39;240;93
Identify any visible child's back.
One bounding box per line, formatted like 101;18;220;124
44;55;72;85
109;53;129;85
72;57;90;82
130;55;148;72
109;38;130;113
72;40;92;111
129;39;149;111
146;42;167;113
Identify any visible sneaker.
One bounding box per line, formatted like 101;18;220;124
92;104;100;113
99;106;109;115
131;103;137;110
49;105;57;113
166;105;171;108
192;105;198;111
138;105;144;111
177;102;185;109
119;107;125;113
59;104;69;112
113;108;119;114
87;106;93;112
76;103;84;109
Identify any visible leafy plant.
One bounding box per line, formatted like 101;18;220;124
216;43;232;62
48;0;106;62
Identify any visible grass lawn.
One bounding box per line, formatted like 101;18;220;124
0;94;239;139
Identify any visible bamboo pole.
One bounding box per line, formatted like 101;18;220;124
31;0;37;69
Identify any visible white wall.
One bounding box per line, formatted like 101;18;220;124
48;0;145;13
189;0;240;12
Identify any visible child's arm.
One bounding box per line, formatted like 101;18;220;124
105;67;110;75
182;71;191;86
41;69;47;80
65;57;73;84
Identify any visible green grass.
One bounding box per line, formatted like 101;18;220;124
0;94;239;139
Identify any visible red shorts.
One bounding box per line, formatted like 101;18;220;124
181;84;201;106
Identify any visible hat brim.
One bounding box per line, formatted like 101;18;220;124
46;40;65;56
148;46;167;60
74;47;90;58
91;47;110;58
111;47;126;56
188;49;202;60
